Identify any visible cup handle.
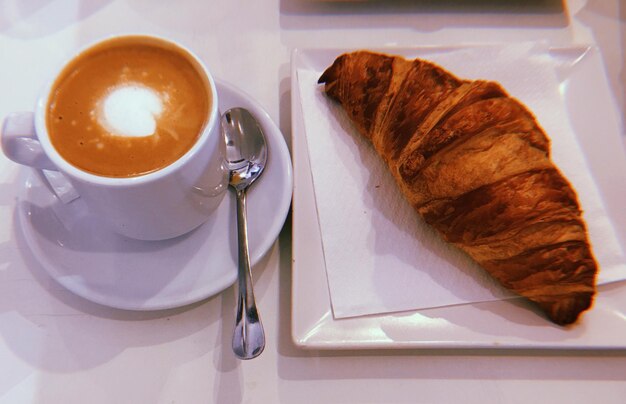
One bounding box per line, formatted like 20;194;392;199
2;112;56;170
2;112;79;203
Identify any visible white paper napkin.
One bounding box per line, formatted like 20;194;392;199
297;43;626;319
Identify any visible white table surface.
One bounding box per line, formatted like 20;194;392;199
1;0;625;403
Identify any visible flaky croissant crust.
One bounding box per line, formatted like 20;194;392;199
319;51;597;325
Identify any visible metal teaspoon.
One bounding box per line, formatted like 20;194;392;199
222;107;267;359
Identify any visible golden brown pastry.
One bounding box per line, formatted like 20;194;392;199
318;51;598;325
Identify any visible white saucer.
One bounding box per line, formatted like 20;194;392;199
17;80;293;311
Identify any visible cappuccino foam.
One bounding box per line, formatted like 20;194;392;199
97;84;165;137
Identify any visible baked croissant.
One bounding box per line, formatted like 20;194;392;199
318;51;598;325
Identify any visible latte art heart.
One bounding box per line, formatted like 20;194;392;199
97;84;166;137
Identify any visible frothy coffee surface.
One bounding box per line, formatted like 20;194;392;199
47;37;210;178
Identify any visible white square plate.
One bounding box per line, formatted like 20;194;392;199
291;45;626;350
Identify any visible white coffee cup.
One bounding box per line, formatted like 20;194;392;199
1;35;228;240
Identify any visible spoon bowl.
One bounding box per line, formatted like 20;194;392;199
222;107;268;360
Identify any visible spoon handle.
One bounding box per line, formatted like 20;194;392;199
232;188;265;359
